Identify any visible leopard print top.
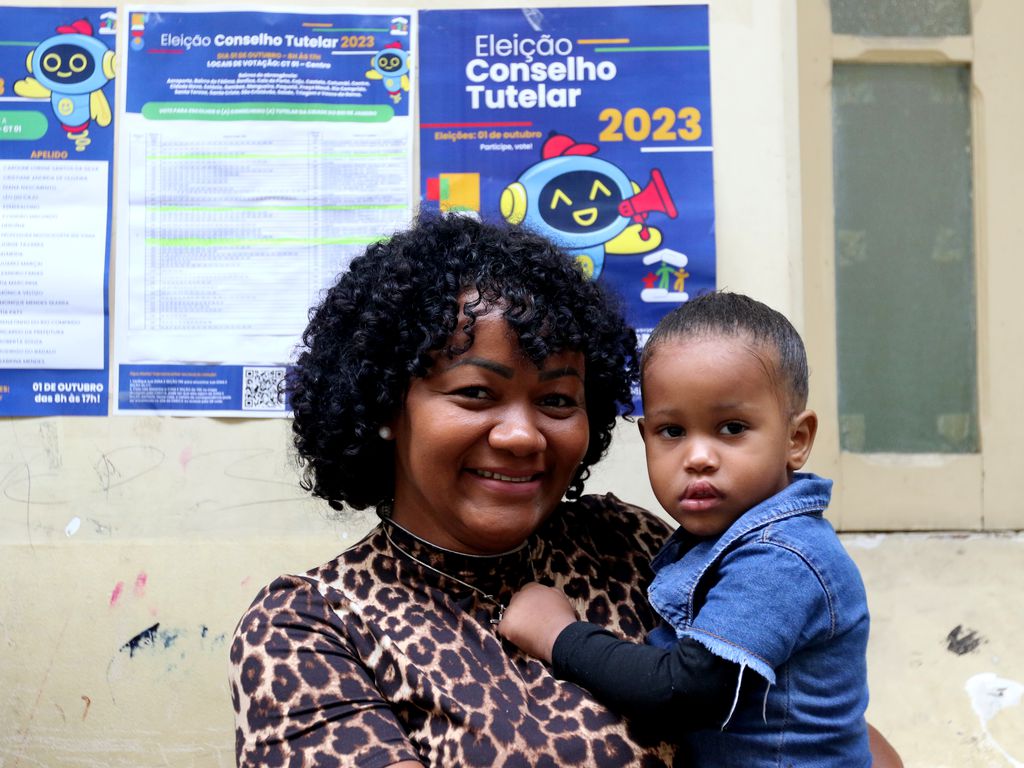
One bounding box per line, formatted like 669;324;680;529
230;494;683;767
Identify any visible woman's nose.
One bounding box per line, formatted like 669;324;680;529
489;404;547;456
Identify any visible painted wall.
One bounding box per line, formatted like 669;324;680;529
0;1;876;765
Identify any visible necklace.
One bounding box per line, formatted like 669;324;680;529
381;520;533;625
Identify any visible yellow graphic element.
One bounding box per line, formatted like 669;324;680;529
550;188;571;209
13;76;50;98
598;105;703;143
501;182;526;224
589;179;612;200
72;128;91;152
674;267;691;292
57;97;73;116
605;223;663;254
437;173;480;213
575;254;595;278
90;89;111;126
572;207;598;227
103;50;116;80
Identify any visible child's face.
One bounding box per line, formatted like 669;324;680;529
639;334;815;538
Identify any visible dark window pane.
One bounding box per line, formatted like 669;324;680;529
831;0;970;36
833;64;977;452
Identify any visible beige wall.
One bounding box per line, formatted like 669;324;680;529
5;1;974;765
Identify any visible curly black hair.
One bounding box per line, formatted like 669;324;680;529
287;214;639;511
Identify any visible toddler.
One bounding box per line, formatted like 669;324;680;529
499;291;871;767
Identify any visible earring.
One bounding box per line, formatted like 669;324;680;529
378;425;393;440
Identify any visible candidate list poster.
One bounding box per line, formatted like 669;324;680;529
115;8;414;415
420;6;715;347
0;8;117;416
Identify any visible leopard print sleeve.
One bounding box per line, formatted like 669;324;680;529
229;573;420;768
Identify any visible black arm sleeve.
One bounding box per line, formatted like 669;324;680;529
551;622;742;730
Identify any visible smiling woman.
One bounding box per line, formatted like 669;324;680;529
228;214;684;767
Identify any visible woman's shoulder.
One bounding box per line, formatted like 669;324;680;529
572;492;673;545
546;493;673;564
232;572;324;645
233;529;384;636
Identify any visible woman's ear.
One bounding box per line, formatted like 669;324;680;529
637;417;647;443
787;409;818;471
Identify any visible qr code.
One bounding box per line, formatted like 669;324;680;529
242;367;287;411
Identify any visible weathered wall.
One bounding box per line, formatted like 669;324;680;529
0;1;895;765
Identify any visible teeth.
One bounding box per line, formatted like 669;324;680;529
475;470;534;483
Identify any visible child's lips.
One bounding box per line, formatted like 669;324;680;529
680;481;722;511
682;481;720;500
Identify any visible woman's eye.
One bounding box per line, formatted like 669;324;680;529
720;422;747;436
453;386;490;400
539;393;578;409
657;425;684;439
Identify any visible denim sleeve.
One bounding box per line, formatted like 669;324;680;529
681;541;832;684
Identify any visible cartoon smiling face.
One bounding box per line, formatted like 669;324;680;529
40;43;96;84
502;153;635;247
30;33;112;95
373;48;408;77
540;169;625;233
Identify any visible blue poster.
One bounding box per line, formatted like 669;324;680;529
120;9;411;119
114;8;414;416
419;6;715;347
0;8;117;416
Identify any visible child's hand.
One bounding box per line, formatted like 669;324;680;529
497;582;578;663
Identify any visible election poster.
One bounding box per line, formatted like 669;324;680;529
419;5;715;360
0;7;117;415
114;7;415;415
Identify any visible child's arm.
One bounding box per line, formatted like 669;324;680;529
499;583;740;728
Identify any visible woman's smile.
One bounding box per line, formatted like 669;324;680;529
469;468;544;483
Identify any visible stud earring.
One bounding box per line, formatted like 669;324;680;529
378;425;393;440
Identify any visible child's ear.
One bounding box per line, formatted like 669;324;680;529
637;417;648;443
787;409;817;471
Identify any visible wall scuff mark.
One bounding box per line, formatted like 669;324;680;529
946;624;984;655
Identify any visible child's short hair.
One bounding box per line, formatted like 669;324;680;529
642;291;809;411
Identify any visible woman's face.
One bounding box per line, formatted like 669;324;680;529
389;305;589;555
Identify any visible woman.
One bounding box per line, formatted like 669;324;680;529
230;214;902;767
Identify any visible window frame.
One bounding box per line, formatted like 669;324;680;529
796;1;1024;530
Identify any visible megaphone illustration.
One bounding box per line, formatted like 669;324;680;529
618;168;678;241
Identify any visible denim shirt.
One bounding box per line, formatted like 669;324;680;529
647;473;871;767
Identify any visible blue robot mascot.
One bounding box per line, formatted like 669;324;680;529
14;18;115;152
500;132;678;279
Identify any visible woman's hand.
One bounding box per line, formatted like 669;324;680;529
498;582;578;663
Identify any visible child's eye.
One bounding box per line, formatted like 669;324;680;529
657;425;685;439
719;422;747;436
